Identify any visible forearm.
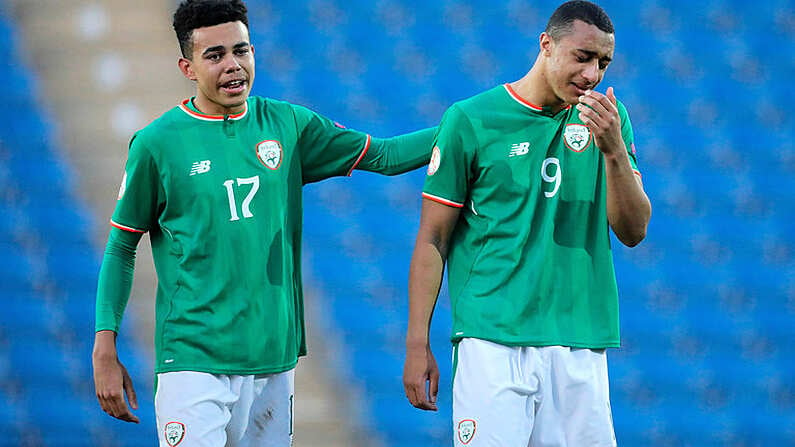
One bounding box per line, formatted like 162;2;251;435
358;127;437;175
406;241;446;349
95;227;142;333
605;151;651;247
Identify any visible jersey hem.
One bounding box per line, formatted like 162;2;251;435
422;192;464;208
451;334;620;350
154;360;299;376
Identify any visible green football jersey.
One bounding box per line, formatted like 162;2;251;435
423;84;640;349
106;96;421;374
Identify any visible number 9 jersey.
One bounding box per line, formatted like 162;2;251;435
422;84;640;349
108;96;380;375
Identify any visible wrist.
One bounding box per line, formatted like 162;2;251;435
92;330;118;360
405;335;429;350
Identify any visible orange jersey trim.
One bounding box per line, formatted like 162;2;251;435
504;84;543;111
110;219;146;233
422;192;464;208
346;135;372;176
503;84;571;112
178;99;248;121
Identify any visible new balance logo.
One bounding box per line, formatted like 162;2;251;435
190;160;212;176
509;142;530;157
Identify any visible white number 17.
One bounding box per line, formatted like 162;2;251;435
223;176;260;221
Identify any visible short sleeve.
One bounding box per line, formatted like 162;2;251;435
421;105;477;208
292;104;371;184
110;134;161;233
616;100;640;174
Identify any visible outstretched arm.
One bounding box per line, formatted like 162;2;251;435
93;226;142;423
356;127;437;176
576;87;651;246
403;198;460;411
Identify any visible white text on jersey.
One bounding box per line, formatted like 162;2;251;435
509;142;530;157
190;160;212;176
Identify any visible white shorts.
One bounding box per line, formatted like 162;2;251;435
155;369;294;447
452;339;616;447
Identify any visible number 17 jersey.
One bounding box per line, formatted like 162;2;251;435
109;96;376;375
423;84;640;349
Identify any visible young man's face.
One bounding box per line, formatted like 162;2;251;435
179;20;254;114
542;19;614;105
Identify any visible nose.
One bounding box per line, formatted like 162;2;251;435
582;60;599;84
224;54;242;72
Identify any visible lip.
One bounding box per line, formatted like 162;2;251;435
571;83;590;96
220;79;248;95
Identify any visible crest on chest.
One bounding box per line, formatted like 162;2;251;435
563;124;592;152
256;140;283;170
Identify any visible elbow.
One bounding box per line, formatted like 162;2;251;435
616;218;649;247
618;229;646;247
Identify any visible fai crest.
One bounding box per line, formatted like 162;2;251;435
256;140;283;170
164;421;185;446
457;419;476;445
563;123;592;152
427;146;441;176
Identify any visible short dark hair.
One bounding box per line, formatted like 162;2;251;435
545;1;614;40
173;0;249;58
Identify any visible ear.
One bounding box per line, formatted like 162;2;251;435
539;32;553;57
178;57;197;81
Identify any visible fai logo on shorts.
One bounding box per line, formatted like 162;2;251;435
427;146;441;176
164;421;185;446
256;140;283;170
563;123;592;152
457;419;476;445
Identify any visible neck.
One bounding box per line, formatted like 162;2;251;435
509;58;568;114
192;95;246;116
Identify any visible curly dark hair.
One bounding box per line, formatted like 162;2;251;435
545;1;614;40
173;0;249;58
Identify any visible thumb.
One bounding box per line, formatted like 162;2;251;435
606;86;617;105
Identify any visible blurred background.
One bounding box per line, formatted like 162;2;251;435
0;0;793;445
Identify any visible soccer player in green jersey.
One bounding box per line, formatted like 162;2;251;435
91;1;434;445
402;1;651;445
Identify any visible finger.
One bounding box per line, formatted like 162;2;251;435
607;86;617;105
123;370;138;410
408;380;435;410
111;395;140;423
576;106;597;128
578;93;611;119
429;370;439;404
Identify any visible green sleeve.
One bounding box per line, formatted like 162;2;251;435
421;105;478;208
111;134;162;232
95;227;143;333
355;127;436;176
616;100;639;172
292;104;371;184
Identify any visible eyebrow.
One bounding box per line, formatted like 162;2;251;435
201;41;250;56
576;49;612;62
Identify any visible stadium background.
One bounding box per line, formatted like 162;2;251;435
0;0;793;445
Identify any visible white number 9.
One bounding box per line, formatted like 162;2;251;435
541;157;561;198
